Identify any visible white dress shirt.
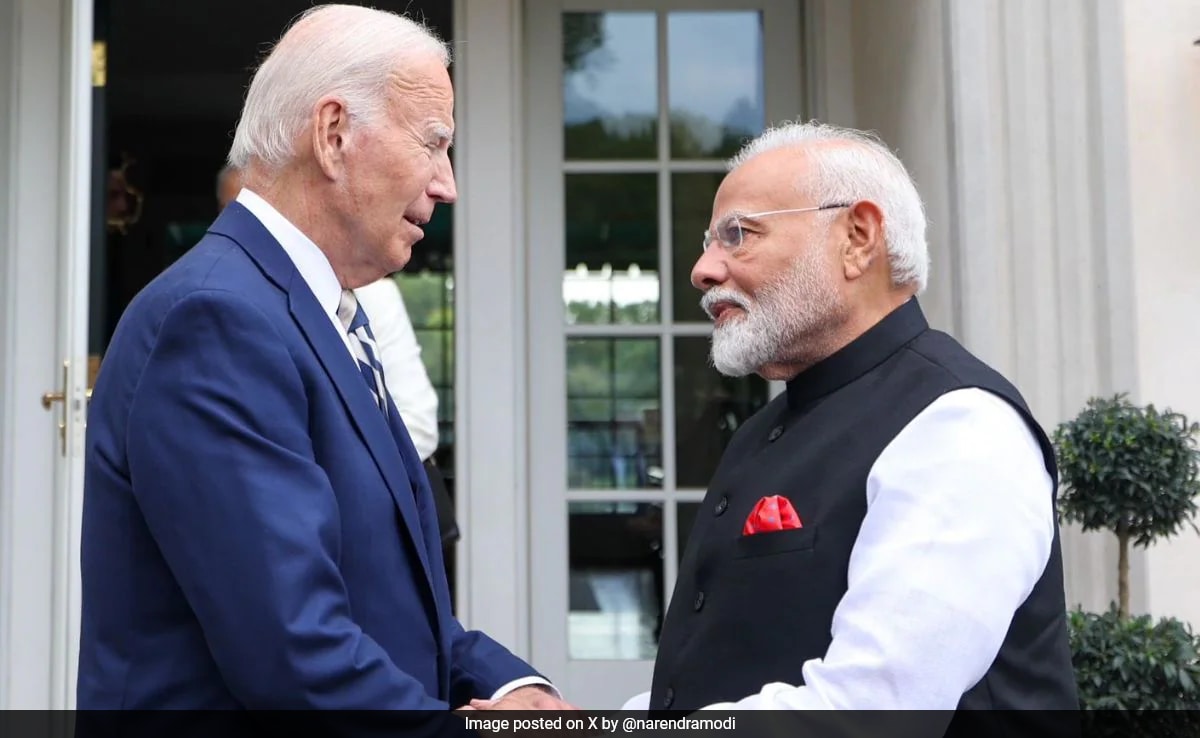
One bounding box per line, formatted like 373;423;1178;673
236;189;555;703
353;278;441;461
623;387;1055;711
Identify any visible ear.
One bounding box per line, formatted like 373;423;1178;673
312;96;351;181
842;200;885;281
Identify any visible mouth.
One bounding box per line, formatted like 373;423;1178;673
403;214;430;241
709;302;745;326
702;289;750;323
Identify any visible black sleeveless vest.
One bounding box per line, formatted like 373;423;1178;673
649;300;1077;715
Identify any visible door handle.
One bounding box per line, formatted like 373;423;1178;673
41;361;70;455
41;360;92;456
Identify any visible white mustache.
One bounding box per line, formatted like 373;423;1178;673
700;288;751;321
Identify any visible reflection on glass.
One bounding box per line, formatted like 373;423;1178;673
670;172;724;323
677;502;701;567
674;337;769;488
565;174;660;324
564;12;657;160
567;338;662;489
668;12;764;159
569;501;663;660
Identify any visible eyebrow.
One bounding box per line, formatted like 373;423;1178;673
725;210;764;226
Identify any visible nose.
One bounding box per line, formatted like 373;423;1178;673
429;152;457;204
691;246;729;291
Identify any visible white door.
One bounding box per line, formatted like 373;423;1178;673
525;0;800;709
0;0;94;710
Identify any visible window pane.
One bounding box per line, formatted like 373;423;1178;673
674;336;769;488
398;265;455;473
569;501;663;660
670;172;724;323
567;338;662;489
565;174;660;325
668;12;764;159
564;12;658;160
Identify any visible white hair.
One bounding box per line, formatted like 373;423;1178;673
728;120;929;293
228;4;451;171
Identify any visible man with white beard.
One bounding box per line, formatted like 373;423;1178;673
624;122;1077;725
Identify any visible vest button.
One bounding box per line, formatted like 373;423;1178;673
768;425;784;442
714;496;728;516
663;687;675;707
694;591;705;611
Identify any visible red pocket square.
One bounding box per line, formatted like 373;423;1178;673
742;495;803;535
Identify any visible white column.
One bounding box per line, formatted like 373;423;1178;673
945;0;1141;616
1123;0;1200;627
453;0;531;656
848;0;957;332
839;0;1143;614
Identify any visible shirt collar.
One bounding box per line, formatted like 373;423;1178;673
786;297;930;411
235;187;343;323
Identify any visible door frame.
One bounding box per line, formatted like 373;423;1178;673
0;0;93;710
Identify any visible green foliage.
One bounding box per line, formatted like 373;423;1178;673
563;13;606;74
1069;605;1200;711
1054;393;1200;547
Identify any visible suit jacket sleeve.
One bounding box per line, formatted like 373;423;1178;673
443;615;553;706
126;289;449;710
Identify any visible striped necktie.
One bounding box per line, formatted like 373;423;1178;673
337;289;389;417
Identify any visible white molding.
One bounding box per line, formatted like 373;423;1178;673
564;323;712;337
0;0;18;709
523;0;569;684
455;0;531;656
0;0;69;709
50;0;94;709
563;159;725;173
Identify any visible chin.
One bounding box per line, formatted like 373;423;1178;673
386;242;413;272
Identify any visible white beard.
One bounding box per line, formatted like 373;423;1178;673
702;249;842;377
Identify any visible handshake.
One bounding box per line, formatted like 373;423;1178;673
458;684;581;712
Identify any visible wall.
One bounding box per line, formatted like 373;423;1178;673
847;0;955;332
1124;0;1200;626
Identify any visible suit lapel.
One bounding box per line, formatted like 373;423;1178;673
210;205;439;610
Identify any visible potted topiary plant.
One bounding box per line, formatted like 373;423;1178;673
1053;393;1200;711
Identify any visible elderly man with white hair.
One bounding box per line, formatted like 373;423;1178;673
626;121;1077;724
78;3;570;722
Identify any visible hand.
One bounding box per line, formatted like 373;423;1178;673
468;685;579;710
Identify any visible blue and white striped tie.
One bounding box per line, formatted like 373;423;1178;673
337;289;389;417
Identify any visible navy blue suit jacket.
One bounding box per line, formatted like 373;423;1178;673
78;204;539;712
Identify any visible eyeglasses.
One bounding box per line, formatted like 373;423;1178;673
702;203;853;252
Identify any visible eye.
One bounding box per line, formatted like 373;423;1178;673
716;218;743;247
